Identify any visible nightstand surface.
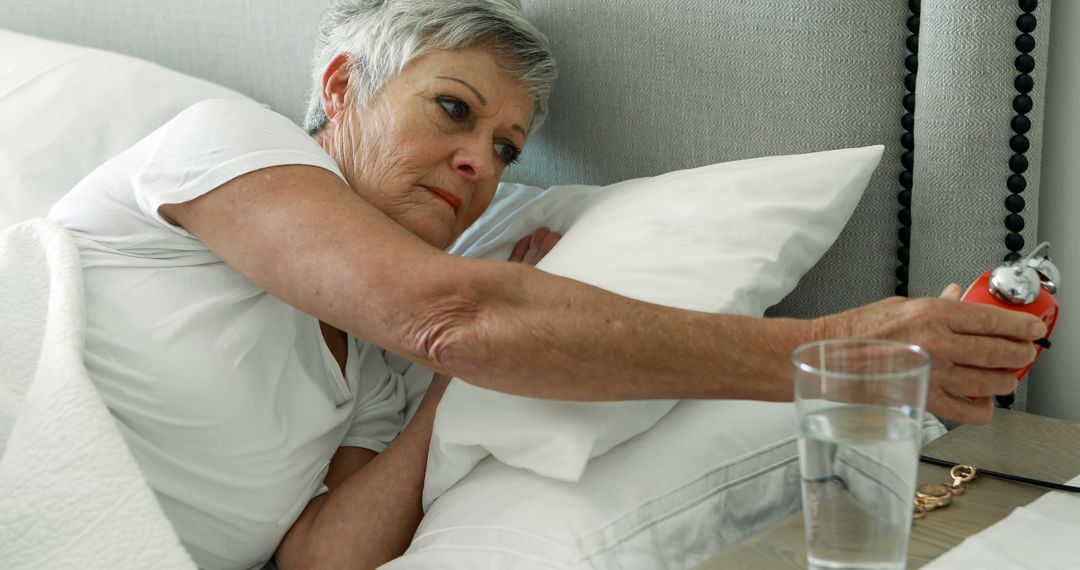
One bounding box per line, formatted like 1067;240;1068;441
694;408;1080;569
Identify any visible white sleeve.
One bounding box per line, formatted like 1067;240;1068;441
340;341;409;452
132;98;346;237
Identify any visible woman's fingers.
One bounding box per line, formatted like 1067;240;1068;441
509;227;561;266
927;390;995;425
946;299;1046;340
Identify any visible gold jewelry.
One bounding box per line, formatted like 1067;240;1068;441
913;464;978;520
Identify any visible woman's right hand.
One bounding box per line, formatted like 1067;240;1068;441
816;284;1045;424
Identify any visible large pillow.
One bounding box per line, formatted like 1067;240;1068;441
0;28;248;231
425;145;885;507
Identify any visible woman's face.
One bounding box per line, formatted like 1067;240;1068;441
329;47;535;249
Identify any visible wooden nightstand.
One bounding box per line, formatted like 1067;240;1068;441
694;408;1080;569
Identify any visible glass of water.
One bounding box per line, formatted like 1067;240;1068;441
793;339;930;570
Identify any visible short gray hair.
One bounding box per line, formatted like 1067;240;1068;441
303;0;556;135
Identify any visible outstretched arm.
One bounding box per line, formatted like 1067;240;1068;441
161;165;1044;424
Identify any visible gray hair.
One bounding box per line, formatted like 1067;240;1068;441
303;0;556;135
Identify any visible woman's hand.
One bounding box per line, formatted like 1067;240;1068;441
816;284;1045;424
508;226;560;265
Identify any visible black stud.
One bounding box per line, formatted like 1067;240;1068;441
1011;114;1031;134
906;35;919;53
904;92;916;112
902;112;915;131
1017;14;1037;33
1007;173;1027;193
907;15;920;34
901;151;914;169
899;226;911;246
1019;0;1038;14
1013;94;1033;114
1005;194;1026;213
899;170;913;189
1005;232;1025;252
895;283;909;297
1009;154;1029;174
898;189;912;207
1016;34;1036;54
1015;54;1035;73
1010;134;1030;154
996;392;1016;409
895;264;909;282
909;0;920;15
1005;213;1025;232
898;208;912;226
905;54;918;73
897;246;910;264
1014;74;1034;94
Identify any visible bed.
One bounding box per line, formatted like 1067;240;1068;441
0;1;1054;568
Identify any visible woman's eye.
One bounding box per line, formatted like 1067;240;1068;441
495;142;521;165
437;97;469;120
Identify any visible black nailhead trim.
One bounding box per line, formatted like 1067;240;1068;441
1014;74;1034;93
902;112;915;131
1009;154;1029;173
905;54;919;73
905;72;917;92
901;132;914;150
1006;232;1025;252
895;283;909;297
1005;213;1026;232
899;170;913;189
1006;194;1026;213
901;151;914;169
906;35;919;54
907;15;920;34
899;208;912;226
909;0;920;15
1007;174;1027;193
899;226;911;245
898;246;910;264
1017;14;1037;33
1004;252;1022;263
1015;54;1035;73
1016;34;1036;54
1013;94;1033;114
1010;134;1030;153
1011;115;1031;134
896;265;909;281
899;189;912;207
904;93;916;112
1019;0;1038;14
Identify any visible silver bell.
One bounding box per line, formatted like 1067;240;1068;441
988;241;1059;305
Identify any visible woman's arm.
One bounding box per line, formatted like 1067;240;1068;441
275;375;450;569
161;165;1044;424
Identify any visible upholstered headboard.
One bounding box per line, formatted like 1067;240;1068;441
0;0;1052;403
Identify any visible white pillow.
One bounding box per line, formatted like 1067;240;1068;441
426;145;885;507
0;28;248;231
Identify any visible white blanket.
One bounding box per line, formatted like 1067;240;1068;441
0;220;194;569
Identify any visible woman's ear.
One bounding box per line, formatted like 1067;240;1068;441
320;53;352;123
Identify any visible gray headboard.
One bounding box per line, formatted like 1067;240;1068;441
0;0;1052;324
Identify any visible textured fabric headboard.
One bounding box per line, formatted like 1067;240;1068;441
0;0;1052;334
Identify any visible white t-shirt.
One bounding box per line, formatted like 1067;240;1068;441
49;99;411;570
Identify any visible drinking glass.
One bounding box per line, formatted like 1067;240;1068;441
793;339;930;570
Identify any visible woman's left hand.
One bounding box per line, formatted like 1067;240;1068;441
509;226;561;265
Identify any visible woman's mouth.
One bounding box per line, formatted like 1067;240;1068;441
421;185;462;213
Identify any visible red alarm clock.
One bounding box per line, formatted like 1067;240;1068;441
961;241;1059;380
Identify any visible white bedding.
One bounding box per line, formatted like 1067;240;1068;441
0;220;195;569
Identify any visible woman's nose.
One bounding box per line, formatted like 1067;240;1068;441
450;138;496;183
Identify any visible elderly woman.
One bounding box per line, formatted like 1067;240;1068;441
47;0;1043;568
